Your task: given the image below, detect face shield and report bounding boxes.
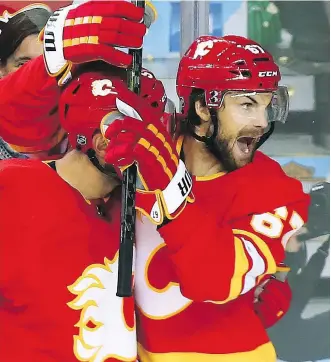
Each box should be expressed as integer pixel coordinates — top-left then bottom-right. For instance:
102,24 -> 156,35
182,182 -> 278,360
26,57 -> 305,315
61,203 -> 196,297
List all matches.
162,97 -> 177,137
204,86 -> 290,151
265,86 -> 289,124
17,4 -> 51,30
206,86 -> 289,126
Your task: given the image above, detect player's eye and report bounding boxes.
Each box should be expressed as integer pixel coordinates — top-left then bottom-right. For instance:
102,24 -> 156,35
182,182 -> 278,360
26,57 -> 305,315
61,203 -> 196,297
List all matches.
15,60 -> 29,68
241,102 -> 254,110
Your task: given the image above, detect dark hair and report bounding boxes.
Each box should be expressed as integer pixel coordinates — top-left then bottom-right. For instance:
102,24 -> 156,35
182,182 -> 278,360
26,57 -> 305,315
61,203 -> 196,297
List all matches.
180,88 -> 206,135
0,8 -> 50,64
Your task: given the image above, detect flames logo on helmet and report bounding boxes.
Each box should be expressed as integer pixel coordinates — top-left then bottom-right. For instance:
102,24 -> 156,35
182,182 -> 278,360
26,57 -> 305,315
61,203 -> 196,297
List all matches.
91,79 -> 118,97
193,39 -> 215,59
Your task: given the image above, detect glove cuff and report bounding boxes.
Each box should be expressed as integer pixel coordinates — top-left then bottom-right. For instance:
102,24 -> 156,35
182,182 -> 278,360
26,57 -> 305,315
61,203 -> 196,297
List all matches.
43,4 -> 77,85
135,161 -> 194,225
160,160 -> 194,219
136,189 -> 164,225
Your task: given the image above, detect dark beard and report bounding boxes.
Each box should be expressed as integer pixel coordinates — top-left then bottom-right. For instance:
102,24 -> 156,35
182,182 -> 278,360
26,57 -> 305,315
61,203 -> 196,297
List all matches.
206,135 -> 254,172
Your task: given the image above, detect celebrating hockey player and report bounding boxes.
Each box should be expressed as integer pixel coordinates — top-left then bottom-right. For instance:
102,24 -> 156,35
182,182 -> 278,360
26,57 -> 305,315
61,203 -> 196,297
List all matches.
0,59 -> 293,361
101,35 -> 310,361
0,2 -> 306,359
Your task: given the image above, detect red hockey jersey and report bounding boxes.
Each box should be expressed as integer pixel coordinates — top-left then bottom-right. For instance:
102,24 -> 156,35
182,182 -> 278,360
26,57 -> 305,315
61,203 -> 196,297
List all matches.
0,56 -> 66,155
0,159 -> 136,362
134,149 -> 310,362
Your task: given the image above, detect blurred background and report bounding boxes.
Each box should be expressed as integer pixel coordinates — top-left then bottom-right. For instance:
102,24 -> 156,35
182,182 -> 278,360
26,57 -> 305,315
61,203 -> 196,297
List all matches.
0,1 -> 330,361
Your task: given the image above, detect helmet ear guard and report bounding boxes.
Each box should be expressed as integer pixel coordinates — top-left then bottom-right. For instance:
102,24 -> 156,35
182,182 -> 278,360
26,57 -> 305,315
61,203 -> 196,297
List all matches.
163,97 -> 178,137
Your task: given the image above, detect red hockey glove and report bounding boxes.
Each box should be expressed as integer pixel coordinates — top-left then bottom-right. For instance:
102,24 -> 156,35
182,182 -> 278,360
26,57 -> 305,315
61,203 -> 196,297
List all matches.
42,1 -> 146,85
254,275 -> 292,329
103,82 -> 194,225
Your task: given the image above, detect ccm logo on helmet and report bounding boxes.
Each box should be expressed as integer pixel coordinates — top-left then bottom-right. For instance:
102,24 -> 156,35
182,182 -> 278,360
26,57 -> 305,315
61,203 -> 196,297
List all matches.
258,71 -> 278,77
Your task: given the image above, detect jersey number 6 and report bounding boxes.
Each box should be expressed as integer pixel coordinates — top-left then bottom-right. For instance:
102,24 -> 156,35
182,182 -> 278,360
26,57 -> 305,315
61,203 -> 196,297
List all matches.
250,206 -> 304,242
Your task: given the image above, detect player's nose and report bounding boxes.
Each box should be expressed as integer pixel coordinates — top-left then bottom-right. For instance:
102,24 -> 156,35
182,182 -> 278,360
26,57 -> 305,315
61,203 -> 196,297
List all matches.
253,111 -> 269,129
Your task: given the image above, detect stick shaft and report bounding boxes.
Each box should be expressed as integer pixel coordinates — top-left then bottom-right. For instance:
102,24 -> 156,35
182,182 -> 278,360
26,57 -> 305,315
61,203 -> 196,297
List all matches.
116,0 -> 145,297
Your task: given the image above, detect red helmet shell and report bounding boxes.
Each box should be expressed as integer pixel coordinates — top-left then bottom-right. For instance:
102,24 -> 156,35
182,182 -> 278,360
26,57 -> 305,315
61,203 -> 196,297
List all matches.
59,69 -> 167,152
0,5 -> 16,15
0,3 -> 51,23
176,35 -> 281,115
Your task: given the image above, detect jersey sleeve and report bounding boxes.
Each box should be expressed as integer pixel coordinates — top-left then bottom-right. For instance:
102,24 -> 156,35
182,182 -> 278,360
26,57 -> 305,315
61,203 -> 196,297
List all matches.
158,199 -> 309,303
0,56 -> 63,152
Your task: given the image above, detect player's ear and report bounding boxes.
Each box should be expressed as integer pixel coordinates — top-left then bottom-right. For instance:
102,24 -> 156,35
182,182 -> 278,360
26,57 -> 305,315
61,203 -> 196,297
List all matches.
195,99 -> 211,124
92,132 -> 108,159
195,99 -> 211,136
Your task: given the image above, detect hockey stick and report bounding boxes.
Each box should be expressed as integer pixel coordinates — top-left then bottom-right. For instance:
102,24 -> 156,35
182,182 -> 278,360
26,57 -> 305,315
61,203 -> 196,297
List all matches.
116,0 -> 146,297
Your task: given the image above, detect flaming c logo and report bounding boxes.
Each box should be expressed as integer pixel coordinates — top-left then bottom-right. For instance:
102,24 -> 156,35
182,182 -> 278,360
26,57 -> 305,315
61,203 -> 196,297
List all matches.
67,252 -> 137,362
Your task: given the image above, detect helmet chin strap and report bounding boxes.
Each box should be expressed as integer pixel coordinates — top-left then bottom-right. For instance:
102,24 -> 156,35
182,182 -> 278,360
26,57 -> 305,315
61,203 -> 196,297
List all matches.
86,149 -> 105,173
255,122 -> 275,149
189,108 -> 219,144
86,148 -> 118,177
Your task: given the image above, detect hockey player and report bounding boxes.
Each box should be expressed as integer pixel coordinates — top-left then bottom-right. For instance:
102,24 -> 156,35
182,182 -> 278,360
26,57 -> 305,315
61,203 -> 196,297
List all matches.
0,68 -> 168,362
0,3 -> 50,76
100,35 -> 311,361
0,0 -> 148,158
0,3 -> 55,158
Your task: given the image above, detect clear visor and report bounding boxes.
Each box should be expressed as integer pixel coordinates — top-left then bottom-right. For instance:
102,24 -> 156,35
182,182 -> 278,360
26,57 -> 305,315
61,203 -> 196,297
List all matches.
218,86 -> 289,127
163,97 -> 177,136
266,86 -> 289,124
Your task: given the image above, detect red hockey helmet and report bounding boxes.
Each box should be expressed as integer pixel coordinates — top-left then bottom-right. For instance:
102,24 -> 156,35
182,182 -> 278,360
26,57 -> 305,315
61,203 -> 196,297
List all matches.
0,5 -> 15,15
176,35 -> 289,124
59,68 -> 167,153
140,68 -> 177,134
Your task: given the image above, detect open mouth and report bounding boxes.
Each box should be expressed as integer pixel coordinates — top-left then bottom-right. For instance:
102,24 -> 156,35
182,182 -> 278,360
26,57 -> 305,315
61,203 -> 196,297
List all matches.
236,136 -> 260,154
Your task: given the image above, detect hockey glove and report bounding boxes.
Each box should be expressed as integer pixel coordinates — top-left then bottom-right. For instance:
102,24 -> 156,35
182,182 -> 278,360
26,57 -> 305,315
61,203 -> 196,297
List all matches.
254,275 -> 292,329
103,81 -> 194,225
42,1 -> 146,85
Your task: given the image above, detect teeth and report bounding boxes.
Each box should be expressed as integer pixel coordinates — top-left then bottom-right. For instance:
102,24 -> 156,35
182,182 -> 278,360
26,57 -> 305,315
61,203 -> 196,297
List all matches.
244,147 -> 249,154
